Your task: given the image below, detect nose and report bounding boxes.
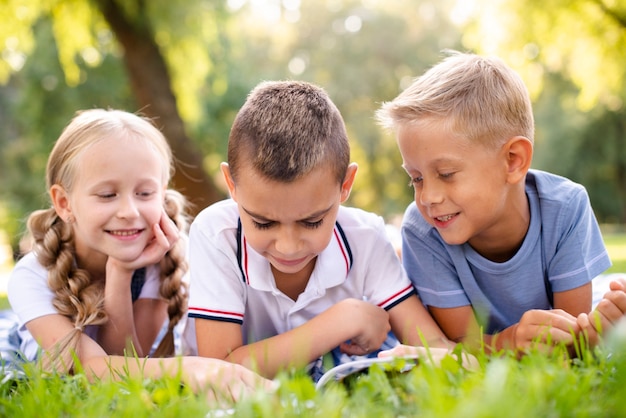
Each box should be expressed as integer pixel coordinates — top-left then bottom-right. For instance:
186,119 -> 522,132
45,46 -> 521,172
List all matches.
273,226 -> 300,255
117,195 -> 140,219
418,180 -> 444,207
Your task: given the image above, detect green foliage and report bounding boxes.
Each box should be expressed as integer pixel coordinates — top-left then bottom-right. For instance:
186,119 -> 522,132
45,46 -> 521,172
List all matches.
462,1 -> 626,224
2,0 -> 626,253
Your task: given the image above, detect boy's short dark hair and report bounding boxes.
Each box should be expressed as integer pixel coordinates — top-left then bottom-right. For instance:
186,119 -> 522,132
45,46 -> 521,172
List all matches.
227,80 -> 350,184
377,51 -> 535,149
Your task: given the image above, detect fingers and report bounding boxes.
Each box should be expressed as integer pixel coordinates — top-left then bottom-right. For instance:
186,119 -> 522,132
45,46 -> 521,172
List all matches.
199,364 -> 276,407
577,313 -> 600,347
339,341 -> 371,356
515,309 -> 579,349
151,210 -> 179,251
158,209 -> 180,247
599,288 -> 626,318
609,277 -> 626,292
378,344 -> 424,358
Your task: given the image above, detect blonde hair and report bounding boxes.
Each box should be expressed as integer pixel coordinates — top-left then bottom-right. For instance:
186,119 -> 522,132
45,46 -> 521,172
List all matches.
25,109 -> 189,372
377,51 -> 534,149
227,80 -> 350,184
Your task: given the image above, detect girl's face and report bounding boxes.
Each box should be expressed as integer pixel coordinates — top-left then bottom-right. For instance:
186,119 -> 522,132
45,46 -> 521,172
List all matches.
54,136 -> 167,272
222,162 -> 356,279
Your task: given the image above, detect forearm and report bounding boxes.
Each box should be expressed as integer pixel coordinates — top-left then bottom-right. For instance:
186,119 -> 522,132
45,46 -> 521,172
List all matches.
225,308 -> 356,378
100,277 -> 143,356
225,300 -> 373,378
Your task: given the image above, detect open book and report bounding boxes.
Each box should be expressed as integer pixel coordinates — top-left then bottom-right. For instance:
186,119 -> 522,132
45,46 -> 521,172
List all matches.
315,355 -> 420,389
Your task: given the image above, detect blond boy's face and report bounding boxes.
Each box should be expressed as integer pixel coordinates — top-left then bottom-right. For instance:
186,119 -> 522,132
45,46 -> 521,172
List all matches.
222,162 -> 356,278
397,120 -> 520,254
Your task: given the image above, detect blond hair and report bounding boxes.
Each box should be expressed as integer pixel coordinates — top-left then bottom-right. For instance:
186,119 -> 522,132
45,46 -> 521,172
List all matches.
377,51 -> 534,148
25,109 -> 189,372
227,80 -> 350,184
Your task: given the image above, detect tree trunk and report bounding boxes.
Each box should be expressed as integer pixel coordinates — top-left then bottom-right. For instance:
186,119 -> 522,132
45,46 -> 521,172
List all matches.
95,0 -> 223,216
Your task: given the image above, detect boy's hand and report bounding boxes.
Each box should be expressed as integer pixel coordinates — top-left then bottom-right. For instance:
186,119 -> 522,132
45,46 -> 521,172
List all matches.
338,299 -> 390,356
577,278 -> 626,346
513,309 -> 579,351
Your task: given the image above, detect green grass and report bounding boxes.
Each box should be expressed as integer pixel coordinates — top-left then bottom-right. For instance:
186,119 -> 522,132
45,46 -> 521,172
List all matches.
2,344 -> 626,417
603,232 -> 626,273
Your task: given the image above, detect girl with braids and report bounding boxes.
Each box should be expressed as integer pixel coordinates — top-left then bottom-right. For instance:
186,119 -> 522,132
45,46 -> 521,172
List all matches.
7,108 -> 274,402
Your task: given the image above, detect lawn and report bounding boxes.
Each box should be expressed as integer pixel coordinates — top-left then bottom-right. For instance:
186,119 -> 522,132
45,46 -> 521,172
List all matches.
1,232 -> 626,417
2,342 -> 626,417
603,232 -> 626,273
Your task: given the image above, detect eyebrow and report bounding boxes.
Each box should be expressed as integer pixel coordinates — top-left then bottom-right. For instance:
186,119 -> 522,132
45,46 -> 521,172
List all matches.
241,204 -> 334,222
402,157 -> 461,171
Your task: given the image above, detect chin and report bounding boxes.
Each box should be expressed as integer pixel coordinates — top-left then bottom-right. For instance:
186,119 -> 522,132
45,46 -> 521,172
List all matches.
438,233 -> 467,246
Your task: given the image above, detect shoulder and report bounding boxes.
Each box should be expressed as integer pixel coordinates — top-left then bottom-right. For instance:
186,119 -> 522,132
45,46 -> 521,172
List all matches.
190,199 -> 239,238
335,206 -> 387,241
7,252 -> 47,294
526,169 -> 587,202
400,202 -> 435,238
7,252 -> 55,321
526,169 -> 592,222
336,206 -> 384,227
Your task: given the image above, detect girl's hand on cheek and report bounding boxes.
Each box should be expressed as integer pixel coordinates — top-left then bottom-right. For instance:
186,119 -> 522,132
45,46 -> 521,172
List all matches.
137,210 -> 179,266
107,210 -> 179,274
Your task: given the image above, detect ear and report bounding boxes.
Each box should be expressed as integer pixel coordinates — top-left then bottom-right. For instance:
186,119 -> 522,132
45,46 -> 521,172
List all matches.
50,184 -> 72,221
340,163 -> 358,203
504,136 -> 533,185
221,162 -> 237,201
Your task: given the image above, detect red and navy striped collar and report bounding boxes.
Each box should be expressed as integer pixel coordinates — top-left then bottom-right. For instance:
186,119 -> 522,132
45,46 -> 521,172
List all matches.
236,218 -> 353,288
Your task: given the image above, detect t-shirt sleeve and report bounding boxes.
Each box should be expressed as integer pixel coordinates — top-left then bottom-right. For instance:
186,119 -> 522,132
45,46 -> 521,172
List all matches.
7,252 -> 57,327
401,204 -> 470,308
545,186 -> 611,292
360,215 -> 416,311
186,214 -> 245,324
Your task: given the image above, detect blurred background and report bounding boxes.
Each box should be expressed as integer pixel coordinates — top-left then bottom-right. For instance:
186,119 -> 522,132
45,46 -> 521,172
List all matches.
1,0 -> 625,274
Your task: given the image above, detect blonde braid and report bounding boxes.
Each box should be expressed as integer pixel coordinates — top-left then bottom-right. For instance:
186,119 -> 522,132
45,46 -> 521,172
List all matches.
151,189 -> 190,357
26,208 -> 107,373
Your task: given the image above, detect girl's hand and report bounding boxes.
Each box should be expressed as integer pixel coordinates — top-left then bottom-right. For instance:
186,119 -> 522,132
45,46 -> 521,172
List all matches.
107,210 -> 179,274
378,344 -> 479,370
182,358 -> 277,406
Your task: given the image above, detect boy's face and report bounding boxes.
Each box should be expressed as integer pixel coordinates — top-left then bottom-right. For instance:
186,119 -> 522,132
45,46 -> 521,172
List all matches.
396,119 -> 523,254
222,161 -> 356,277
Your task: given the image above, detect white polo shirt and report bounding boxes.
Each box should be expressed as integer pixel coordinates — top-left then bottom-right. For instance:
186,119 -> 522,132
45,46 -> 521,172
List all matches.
183,199 -> 414,354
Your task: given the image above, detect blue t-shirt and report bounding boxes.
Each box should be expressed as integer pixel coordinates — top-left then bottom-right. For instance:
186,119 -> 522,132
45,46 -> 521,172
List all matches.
401,169 -> 611,333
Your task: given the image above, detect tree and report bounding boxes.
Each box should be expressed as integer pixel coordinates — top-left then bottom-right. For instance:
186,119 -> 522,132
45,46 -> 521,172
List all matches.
1,0 -> 227,215
460,0 -> 626,222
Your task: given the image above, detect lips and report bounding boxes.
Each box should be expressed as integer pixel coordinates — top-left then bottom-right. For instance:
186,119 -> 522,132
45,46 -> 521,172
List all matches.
274,256 -> 307,267
435,214 -> 454,222
107,229 -> 143,236
431,212 -> 458,228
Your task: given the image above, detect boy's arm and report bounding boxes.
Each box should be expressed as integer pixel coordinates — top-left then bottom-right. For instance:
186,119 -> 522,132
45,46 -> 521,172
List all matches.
387,295 -> 454,348
553,282 -> 592,317
195,298 -> 390,379
428,304 -> 579,353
